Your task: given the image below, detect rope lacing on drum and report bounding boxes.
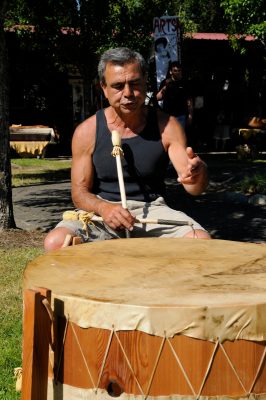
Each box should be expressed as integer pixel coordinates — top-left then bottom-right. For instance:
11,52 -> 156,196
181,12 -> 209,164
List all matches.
113,327 -> 145,397
69,321 -> 96,388
194,339 -> 266,399
144,335 -> 166,399
55,315 -> 70,385
217,339 -> 266,398
42,298 -> 55,374
95,327 -> 115,393
248,345 -> 266,395
164,336 -> 266,399
196,340 -> 220,398
166,336 -> 196,396
53,322 -> 266,398
219,341 -> 247,394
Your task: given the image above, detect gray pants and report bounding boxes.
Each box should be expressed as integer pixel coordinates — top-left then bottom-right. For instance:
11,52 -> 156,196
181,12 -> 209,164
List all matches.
56,197 -> 206,242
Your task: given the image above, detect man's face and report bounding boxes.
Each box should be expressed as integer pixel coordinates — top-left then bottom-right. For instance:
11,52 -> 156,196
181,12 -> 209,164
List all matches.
171,67 -> 182,81
101,61 -> 147,114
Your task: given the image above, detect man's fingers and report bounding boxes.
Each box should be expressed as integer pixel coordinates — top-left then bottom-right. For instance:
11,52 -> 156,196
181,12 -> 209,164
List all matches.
106,207 -> 135,230
186,146 -> 198,159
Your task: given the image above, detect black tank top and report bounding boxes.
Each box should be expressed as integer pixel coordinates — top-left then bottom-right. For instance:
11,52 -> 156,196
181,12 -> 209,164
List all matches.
92,107 -> 169,202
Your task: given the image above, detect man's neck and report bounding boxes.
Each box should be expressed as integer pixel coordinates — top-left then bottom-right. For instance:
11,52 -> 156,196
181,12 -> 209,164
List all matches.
106,106 -> 148,137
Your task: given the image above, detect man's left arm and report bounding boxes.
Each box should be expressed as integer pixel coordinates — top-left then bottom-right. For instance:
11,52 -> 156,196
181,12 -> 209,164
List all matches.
165,118 -> 208,196
177,147 -> 208,195
158,112 -> 209,196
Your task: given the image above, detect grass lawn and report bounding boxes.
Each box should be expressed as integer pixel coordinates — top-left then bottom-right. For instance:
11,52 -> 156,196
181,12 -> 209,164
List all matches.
11,158 -> 71,187
0,245 -> 44,399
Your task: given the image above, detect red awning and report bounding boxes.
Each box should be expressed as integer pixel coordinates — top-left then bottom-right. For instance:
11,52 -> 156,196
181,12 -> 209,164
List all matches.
184,32 -> 256,41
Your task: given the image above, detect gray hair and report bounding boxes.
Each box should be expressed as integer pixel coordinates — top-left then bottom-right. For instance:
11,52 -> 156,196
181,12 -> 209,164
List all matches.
98,47 -> 147,85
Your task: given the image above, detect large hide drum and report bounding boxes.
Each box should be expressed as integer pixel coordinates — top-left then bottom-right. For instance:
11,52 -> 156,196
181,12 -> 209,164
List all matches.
23,238 -> 266,399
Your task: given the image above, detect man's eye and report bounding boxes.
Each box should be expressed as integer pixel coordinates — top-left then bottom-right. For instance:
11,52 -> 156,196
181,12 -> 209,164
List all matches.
113,84 -> 124,90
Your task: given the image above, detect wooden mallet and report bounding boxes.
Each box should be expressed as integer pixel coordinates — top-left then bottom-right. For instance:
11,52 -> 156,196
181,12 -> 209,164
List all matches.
111,130 -> 130,238
90,215 -> 193,226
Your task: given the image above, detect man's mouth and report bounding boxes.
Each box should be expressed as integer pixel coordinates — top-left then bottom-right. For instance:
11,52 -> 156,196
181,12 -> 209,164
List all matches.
121,102 -> 136,108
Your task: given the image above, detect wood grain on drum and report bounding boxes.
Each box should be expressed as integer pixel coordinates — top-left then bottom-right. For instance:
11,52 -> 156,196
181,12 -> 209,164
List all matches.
52,320 -> 266,397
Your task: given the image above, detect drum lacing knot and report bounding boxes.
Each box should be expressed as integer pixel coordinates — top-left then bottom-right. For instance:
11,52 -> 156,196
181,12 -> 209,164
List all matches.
42,298 -> 56,373
111,145 -> 124,158
63,210 -> 96,236
14,367 -> 22,392
42,298 -> 55,348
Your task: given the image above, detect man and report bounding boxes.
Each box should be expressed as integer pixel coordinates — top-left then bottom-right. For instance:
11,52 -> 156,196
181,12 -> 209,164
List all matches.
156,61 -> 192,129
44,48 -> 210,251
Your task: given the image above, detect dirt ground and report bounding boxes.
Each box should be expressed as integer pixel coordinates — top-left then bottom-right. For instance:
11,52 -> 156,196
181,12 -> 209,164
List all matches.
0,229 -> 45,249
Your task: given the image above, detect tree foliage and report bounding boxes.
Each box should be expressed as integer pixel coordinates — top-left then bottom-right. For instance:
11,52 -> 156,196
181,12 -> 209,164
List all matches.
5,0 -> 79,68
220,0 -> 266,46
4,0 -> 263,79
170,0 -> 226,33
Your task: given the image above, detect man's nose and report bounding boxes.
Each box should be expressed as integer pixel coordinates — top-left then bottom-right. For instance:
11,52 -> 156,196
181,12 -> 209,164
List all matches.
123,83 -> 133,97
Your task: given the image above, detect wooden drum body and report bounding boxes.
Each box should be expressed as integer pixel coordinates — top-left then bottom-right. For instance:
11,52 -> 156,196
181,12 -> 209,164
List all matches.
22,238 -> 266,399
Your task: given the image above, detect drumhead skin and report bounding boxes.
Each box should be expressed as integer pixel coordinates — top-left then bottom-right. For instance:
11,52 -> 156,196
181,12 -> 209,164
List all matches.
24,238 -> 266,341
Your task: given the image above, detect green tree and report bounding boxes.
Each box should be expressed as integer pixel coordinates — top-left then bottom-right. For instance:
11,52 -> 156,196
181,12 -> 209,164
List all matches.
171,0 -> 226,33
221,0 -> 266,47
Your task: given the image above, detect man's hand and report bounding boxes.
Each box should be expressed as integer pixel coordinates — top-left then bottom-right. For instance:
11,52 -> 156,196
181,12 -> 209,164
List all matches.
98,201 -> 135,231
177,147 -> 207,189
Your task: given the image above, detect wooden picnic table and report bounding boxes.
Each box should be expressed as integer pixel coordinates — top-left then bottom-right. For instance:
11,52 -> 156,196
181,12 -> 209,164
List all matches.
10,125 -> 56,157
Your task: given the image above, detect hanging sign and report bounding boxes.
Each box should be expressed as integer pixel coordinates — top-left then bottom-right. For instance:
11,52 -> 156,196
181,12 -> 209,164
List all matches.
153,16 -> 181,89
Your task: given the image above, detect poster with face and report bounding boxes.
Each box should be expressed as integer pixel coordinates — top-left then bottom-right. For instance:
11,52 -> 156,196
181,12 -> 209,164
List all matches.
153,16 -> 181,89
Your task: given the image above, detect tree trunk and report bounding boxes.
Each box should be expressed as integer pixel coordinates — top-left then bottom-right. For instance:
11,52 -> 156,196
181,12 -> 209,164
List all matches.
0,1 -> 16,229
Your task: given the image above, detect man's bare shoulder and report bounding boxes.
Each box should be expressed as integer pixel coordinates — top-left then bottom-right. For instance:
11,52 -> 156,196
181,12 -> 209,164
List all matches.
157,108 -> 176,134
73,114 -> 97,139
156,108 -> 186,147
72,114 -> 97,156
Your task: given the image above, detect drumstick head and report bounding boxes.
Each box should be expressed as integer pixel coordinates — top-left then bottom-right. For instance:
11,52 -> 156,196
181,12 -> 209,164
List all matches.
111,130 -> 121,146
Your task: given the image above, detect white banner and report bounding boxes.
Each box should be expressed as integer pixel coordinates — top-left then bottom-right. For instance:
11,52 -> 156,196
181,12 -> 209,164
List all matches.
153,16 -> 181,89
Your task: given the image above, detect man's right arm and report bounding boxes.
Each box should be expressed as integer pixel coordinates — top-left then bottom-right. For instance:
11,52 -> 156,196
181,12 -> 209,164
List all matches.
156,79 -> 168,101
156,86 -> 166,101
71,117 -> 135,231
71,116 -> 104,215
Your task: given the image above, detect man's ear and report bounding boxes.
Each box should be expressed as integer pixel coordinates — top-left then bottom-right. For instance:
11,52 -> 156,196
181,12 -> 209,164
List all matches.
100,82 -> 108,98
